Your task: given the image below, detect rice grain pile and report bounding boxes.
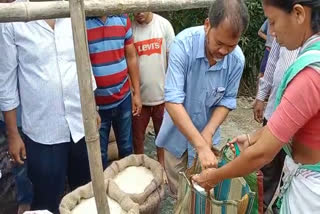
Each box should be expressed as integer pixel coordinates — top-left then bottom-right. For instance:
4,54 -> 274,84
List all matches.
71,196 -> 127,214
113,166 -> 154,194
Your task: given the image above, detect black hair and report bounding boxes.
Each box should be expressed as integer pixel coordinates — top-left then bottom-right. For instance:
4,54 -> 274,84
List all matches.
263,0 -> 320,33
208,0 -> 249,36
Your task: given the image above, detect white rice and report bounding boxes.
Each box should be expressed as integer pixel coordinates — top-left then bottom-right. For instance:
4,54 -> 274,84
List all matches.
71,196 -> 126,214
113,166 -> 154,194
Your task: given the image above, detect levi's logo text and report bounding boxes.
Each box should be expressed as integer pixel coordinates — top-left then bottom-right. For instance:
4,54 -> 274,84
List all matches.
134,38 -> 163,56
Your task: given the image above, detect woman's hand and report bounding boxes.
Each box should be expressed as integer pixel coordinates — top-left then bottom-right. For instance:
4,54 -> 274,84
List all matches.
192,168 -> 219,192
227,134 -> 250,154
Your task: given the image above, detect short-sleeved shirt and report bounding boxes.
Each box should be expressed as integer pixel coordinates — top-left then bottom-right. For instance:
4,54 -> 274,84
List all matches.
155,26 -> 245,165
132,14 -> 175,106
260,20 -> 274,48
86,15 -> 133,110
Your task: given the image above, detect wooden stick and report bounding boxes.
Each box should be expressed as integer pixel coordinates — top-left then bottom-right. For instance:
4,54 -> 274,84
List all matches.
69,0 -> 109,213
0,0 -> 212,22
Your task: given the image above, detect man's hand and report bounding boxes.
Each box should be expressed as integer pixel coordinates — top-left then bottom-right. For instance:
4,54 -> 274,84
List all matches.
197,144 -> 218,169
253,99 -> 265,123
8,133 -> 26,165
132,94 -> 142,116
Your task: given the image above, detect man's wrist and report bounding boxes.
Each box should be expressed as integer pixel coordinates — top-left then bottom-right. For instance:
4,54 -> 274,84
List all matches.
7,130 -> 21,142
132,88 -> 140,97
6,124 -> 19,136
202,126 -> 216,137
256,92 -> 267,102
195,140 -> 210,152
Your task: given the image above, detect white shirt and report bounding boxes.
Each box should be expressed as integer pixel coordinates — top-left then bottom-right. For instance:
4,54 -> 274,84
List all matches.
132,14 -> 175,106
0,18 -> 96,144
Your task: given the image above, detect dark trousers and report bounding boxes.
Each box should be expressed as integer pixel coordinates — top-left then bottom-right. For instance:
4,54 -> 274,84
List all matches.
24,135 -> 91,213
261,118 -> 286,211
12,161 -> 33,205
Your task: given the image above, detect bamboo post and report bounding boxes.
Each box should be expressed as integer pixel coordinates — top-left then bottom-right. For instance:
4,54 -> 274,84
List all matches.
0,1 -> 213,214
0,0 -> 212,22
69,0 -> 109,213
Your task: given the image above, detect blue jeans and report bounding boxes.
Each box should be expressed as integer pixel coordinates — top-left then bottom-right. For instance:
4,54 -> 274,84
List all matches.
99,95 -> 133,169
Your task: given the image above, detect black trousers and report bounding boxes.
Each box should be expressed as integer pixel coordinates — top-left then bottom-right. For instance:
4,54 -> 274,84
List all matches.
24,135 -> 91,213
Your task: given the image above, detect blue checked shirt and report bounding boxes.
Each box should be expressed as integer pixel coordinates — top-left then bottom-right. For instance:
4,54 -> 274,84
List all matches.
155,26 -> 245,166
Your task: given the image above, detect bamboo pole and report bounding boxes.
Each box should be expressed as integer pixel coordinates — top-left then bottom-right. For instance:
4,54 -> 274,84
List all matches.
0,1 -> 213,214
0,0 -> 212,22
69,0 -> 109,213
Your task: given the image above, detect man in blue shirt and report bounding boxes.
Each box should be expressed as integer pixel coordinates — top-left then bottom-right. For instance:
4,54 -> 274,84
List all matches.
155,0 -> 249,197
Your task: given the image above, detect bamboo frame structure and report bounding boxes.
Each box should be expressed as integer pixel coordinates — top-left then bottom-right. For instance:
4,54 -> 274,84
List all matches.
0,0 -> 213,213
0,0 -> 212,22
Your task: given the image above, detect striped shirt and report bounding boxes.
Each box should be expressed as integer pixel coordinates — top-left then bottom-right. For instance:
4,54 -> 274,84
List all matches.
257,40 -> 299,120
86,15 -> 133,109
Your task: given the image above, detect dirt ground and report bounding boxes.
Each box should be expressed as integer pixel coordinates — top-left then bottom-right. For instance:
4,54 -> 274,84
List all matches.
220,96 -> 261,145
0,97 -> 260,214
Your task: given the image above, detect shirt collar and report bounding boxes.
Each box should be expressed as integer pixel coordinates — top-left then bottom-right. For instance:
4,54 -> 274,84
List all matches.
196,28 -> 206,59
209,58 -> 228,71
35,20 -> 55,33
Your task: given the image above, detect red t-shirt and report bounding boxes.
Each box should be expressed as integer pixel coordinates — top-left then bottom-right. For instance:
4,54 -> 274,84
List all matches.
268,67 -> 320,149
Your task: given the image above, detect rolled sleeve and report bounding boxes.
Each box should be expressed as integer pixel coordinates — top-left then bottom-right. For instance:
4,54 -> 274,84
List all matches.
0,23 -> 20,111
218,96 -> 237,110
217,56 -> 244,110
257,77 -> 272,101
164,39 -> 187,104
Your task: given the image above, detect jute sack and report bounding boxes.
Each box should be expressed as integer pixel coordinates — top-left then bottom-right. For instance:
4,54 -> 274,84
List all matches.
104,154 -> 164,214
220,145 -> 264,214
108,127 -> 118,161
59,179 -> 139,214
175,145 -> 255,214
